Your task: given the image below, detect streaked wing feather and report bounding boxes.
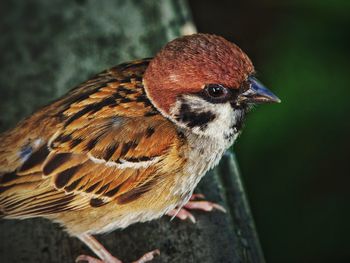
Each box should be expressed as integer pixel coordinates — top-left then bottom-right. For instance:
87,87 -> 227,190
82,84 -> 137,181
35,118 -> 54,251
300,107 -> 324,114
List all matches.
0,58 -> 183,217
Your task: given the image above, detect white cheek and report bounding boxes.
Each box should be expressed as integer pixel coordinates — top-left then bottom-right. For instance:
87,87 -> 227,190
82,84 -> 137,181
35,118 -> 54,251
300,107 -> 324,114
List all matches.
169,95 -> 242,142
202,103 -> 235,138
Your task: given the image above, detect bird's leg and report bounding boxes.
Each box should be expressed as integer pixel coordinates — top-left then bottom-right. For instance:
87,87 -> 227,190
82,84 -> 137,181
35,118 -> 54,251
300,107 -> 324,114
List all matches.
76,233 -> 122,263
167,193 -> 226,223
75,233 -> 160,263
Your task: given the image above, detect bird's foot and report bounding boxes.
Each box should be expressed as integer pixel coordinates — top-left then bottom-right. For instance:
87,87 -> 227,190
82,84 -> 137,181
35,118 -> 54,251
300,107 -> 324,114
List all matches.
131,249 -> 160,263
76,249 -> 160,263
76,254 -> 121,263
76,233 -> 159,263
167,193 -> 226,223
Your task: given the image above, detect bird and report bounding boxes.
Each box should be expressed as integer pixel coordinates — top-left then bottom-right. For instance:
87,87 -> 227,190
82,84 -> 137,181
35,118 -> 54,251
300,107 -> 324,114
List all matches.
0,33 -> 280,263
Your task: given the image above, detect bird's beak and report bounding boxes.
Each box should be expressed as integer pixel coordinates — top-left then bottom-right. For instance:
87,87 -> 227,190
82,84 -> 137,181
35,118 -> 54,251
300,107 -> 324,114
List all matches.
238,76 -> 281,104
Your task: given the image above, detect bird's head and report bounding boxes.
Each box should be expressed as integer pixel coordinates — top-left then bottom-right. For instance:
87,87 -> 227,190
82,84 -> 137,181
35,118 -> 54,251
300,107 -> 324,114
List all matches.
144,33 -> 280,139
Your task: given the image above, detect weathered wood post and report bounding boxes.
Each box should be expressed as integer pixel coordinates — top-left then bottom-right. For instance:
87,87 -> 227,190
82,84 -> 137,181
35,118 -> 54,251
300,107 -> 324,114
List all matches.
0,1 -> 264,262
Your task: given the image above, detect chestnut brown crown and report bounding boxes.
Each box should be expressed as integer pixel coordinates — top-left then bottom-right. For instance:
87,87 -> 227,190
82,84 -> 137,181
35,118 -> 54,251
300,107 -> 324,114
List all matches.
143,33 -> 255,114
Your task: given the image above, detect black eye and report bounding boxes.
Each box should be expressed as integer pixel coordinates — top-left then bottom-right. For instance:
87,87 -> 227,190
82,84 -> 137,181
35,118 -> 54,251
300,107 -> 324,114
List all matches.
205,84 -> 228,98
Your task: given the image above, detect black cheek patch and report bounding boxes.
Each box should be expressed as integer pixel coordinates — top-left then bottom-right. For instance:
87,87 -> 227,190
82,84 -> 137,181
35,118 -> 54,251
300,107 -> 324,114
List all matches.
176,103 -> 216,130
229,103 -> 247,132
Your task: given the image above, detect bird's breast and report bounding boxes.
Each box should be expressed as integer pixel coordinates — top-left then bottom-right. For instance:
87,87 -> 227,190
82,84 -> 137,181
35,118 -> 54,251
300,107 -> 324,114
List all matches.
172,129 -> 238,207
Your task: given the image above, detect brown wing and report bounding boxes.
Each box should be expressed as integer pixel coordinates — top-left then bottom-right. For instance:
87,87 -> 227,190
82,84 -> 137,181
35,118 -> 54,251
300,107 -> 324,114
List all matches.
0,59 -> 186,218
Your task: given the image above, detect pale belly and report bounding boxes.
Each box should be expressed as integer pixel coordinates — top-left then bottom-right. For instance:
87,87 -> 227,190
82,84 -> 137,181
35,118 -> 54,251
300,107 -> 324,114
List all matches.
66,131 -> 237,235
95,132 -> 236,234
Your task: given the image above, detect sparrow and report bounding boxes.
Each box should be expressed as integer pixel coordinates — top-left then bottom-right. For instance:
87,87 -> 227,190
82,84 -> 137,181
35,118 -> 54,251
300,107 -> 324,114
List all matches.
0,33 -> 280,263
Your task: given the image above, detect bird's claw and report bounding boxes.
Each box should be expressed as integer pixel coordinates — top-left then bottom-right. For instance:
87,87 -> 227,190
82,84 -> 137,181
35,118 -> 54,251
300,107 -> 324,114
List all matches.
131,249 -> 160,263
167,193 -> 226,223
184,200 -> 227,213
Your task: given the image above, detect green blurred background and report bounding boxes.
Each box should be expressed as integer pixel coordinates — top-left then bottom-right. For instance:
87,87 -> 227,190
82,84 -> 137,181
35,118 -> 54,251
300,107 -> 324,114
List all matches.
189,0 -> 350,262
